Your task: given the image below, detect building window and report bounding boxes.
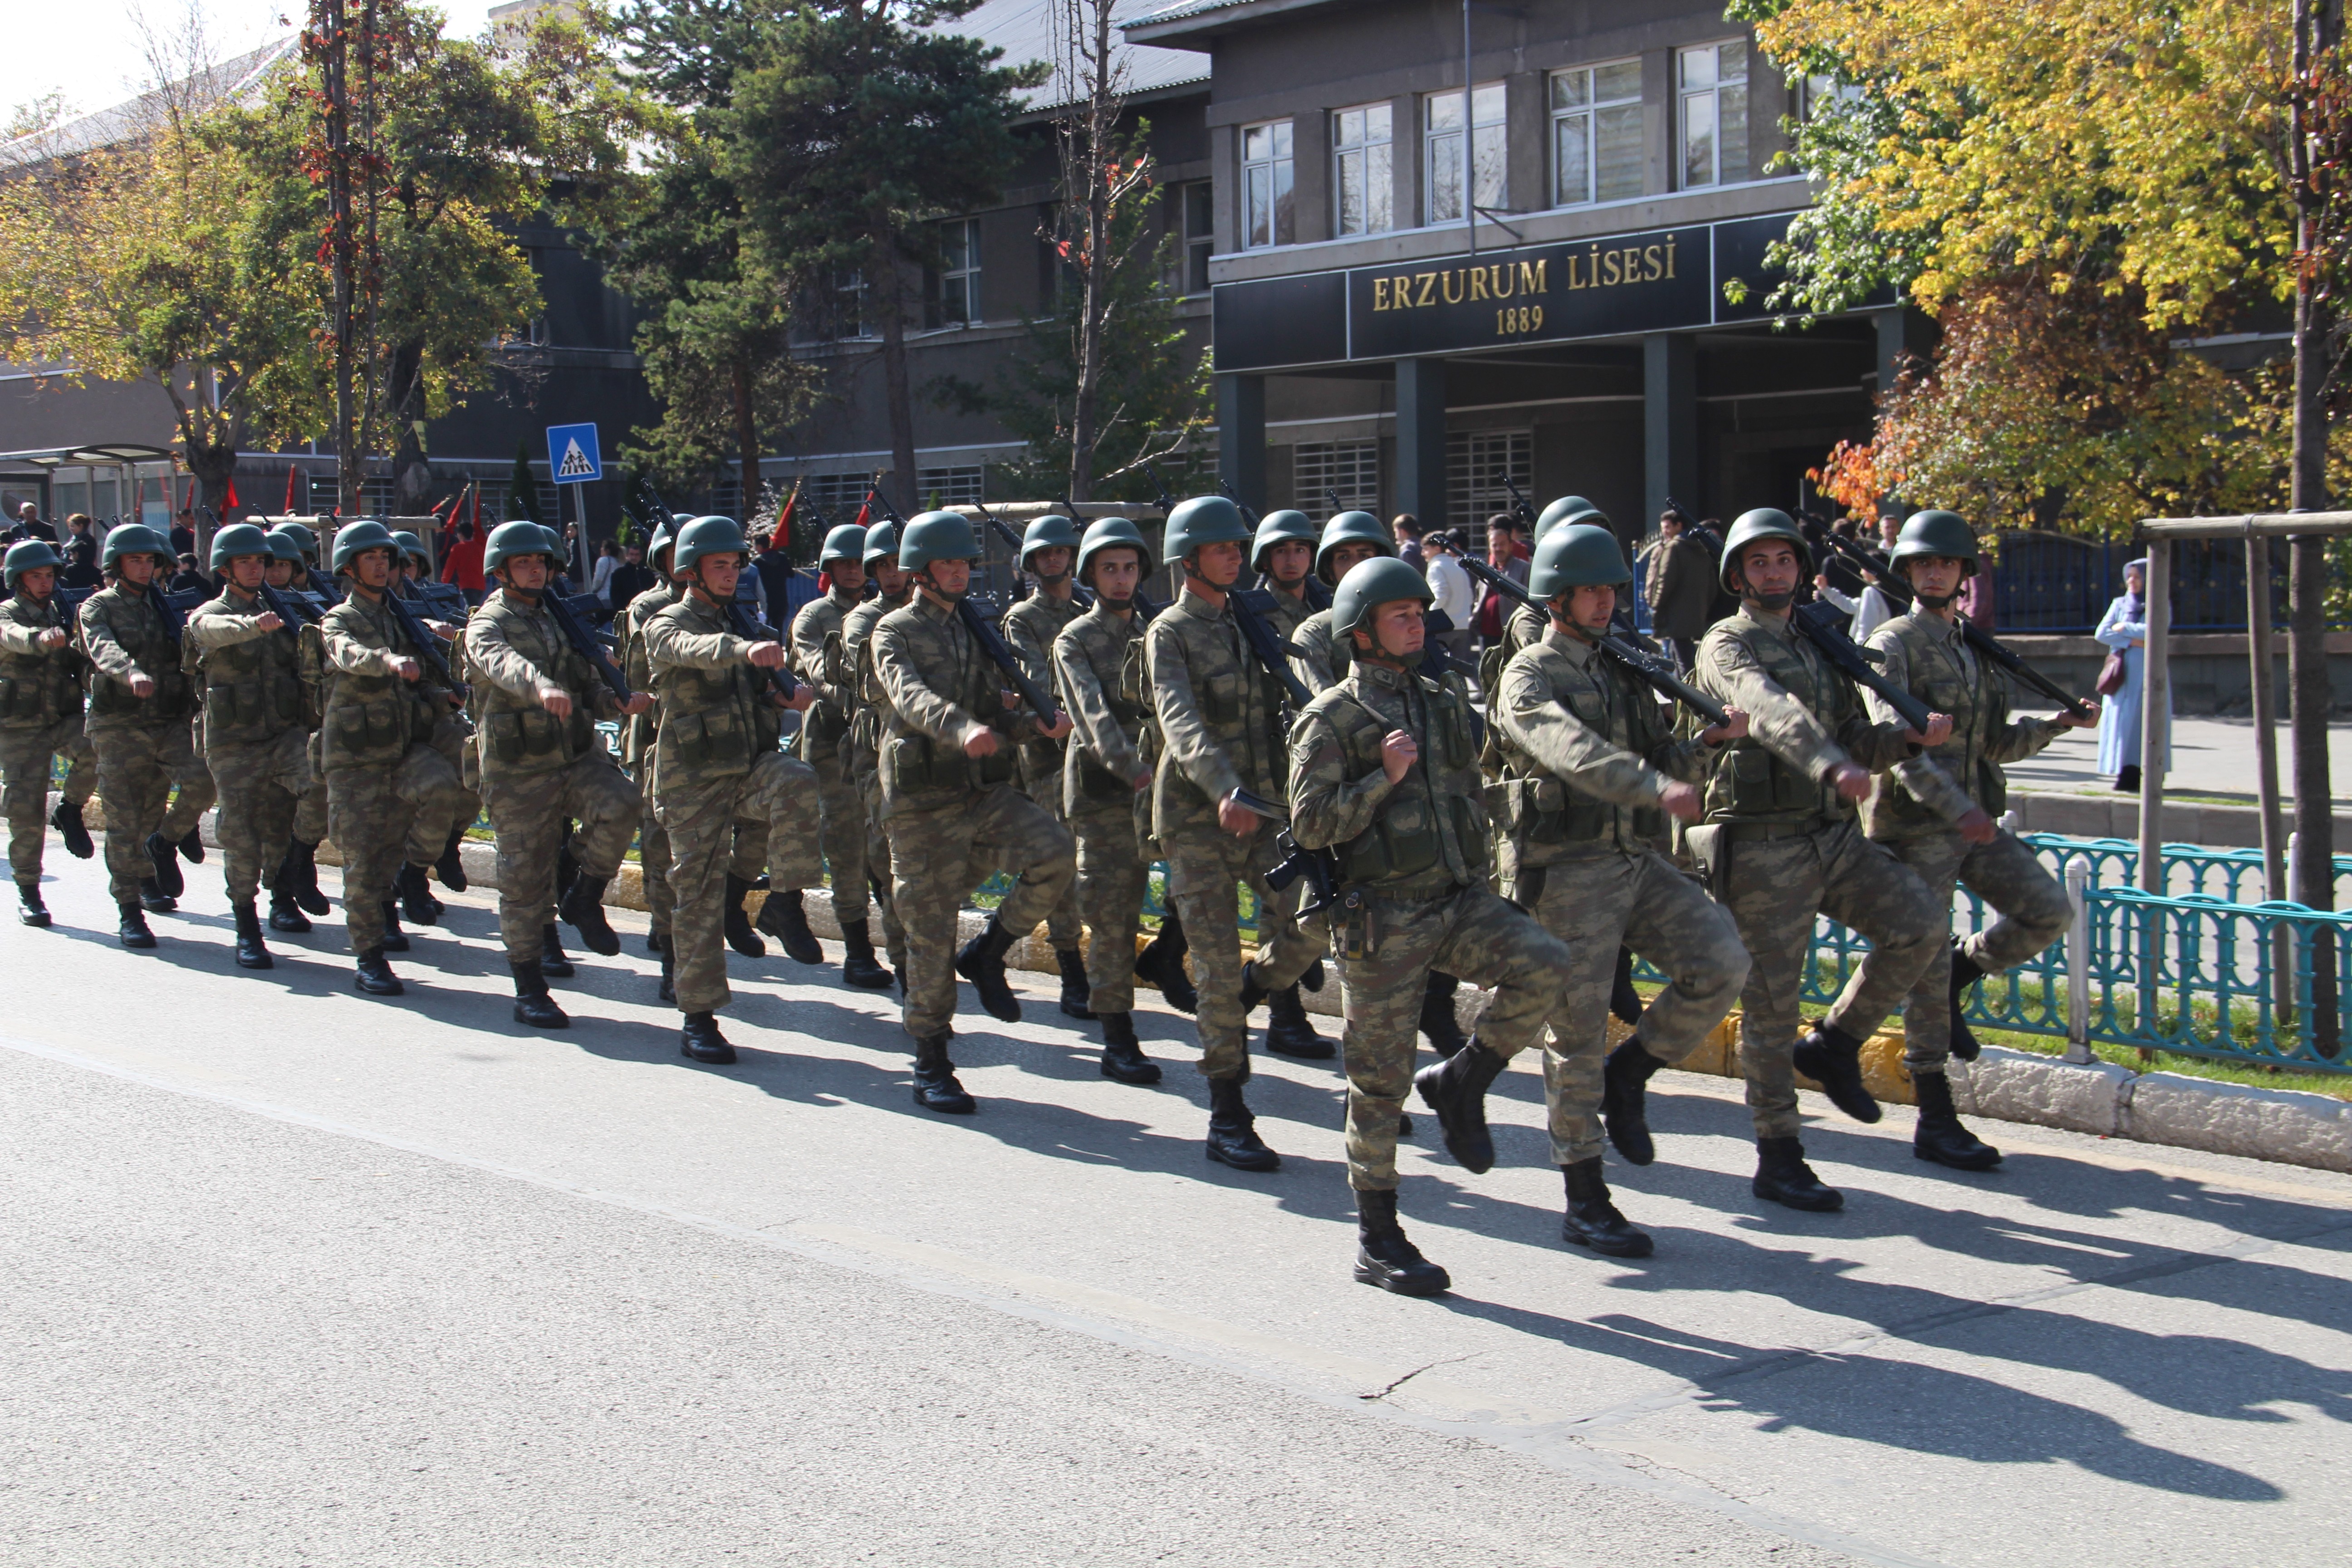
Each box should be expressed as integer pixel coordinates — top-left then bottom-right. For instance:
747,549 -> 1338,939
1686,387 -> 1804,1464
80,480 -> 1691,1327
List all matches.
1293,440 -> 1380,522
917,465 -> 986,508
1242,121 -> 1294,248
1679,39 -> 1749,189
1425,83 -> 1506,226
930,218 -> 981,328
833,270 -> 873,340
1799,72 -> 1864,121
1446,429 -> 1531,555
1332,103 -> 1393,237
1166,179 -> 1214,294
1551,60 -> 1644,207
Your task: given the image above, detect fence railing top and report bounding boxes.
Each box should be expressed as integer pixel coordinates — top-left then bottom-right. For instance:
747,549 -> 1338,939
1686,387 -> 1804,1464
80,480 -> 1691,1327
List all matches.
2137,511 -> 2352,540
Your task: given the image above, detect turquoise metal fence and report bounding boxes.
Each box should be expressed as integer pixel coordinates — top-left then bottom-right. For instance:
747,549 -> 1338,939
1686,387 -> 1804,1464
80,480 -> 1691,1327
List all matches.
2014,833 -> 2352,906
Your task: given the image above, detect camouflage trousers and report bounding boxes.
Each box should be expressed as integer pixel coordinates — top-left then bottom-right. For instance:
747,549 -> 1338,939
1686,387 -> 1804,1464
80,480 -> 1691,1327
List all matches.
1071,792 -> 1152,1015
636,762 -> 672,941
422,712 -> 481,869
89,719 -> 215,902
809,750 -> 872,926
326,742 -> 470,955
853,756 -> 907,974
1877,828 -> 2071,1072
1335,884 -> 1570,1190
886,783 -> 1074,1040
1019,747 -> 1082,947
656,751 -> 821,1016
1720,821 -> 1943,1138
205,726 -> 312,903
1515,849 -> 1748,1166
1161,818 -> 1327,1079
0,716 -> 93,885
482,750 -> 641,965
294,764 -> 328,847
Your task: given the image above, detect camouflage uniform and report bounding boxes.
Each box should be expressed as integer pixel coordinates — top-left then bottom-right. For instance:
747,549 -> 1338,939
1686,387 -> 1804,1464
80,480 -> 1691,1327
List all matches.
1003,587 -> 1087,948
77,583 -> 215,902
1690,608 -> 1945,1138
0,588 -> 92,889
185,586 -> 312,902
1862,608 -> 2072,1070
1289,608 -> 1346,697
844,590 -> 911,977
872,593 -> 1075,1040
317,590 -> 471,955
1053,598 -> 1154,1013
1145,586 -> 1326,1078
464,588 -> 641,964
1494,626 -> 1747,1164
1289,659 -> 1570,1190
645,591 -> 822,1017
618,578 -> 679,943
790,584 -> 873,929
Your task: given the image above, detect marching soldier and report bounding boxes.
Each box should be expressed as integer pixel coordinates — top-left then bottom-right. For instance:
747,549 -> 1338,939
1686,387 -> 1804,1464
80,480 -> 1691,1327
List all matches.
387,529 -> 470,930
644,516 -> 821,1063
269,520 -> 341,602
0,540 -> 94,926
266,529 -> 335,933
1486,496 -> 1606,668
1289,557 -> 1570,1294
1686,509 -> 1951,1211
1145,495 -> 1328,1169
184,524 -> 314,970
315,520 -> 472,995
1002,514 -> 1093,1019
784,521 -> 892,989
75,522 -> 216,945
1480,524 -> 1751,1256
1859,510 -> 2094,1171
464,521 -> 650,1027
842,520 -> 911,990
617,521 -> 679,993
871,510 -> 1077,1112
1252,509 -> 1320,635
1288,511 -> 1392,697
1049,515 -> 1165,1086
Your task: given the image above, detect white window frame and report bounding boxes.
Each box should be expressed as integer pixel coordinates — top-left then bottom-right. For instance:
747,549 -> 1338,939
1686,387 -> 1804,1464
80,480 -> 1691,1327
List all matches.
1678,39 -> 1750,190
1446,429 -> 1531,557
1423,82 -> 1506,227
1241,120 -> 1295,249
1331,102 -> 1393,237
935,217 -> 980,328
833,269 -> 874,340
1548,59 -> 1644,209
1293,440 -> 1380,523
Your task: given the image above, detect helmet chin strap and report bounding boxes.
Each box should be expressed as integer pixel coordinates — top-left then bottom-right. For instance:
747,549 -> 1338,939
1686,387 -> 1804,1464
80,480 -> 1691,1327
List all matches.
1915,588 -> 1957,610
1184,555 -> 1237,592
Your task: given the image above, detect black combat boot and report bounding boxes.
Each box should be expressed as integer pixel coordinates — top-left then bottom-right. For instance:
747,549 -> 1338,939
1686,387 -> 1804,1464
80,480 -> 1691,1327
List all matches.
117,899 -> 157,949
49,797 -> 93,859
278,839 -> 330,916
1946,940 -> 1986,1062
267,886 -> 312,933
722,873 -> 765,958
1134,911 -> 1196,1013
1413,1036 -> 1507,1175
137,876 -> 176,913
755,887 -> 824,965
1609,945 -> 1643,1025
1561,1158 -> 1654,1257
1352,1188 -> 1450,1296
1098,1012 -> 1161,1085
1418,971 -> 1468,1059
144,830 -> 185,898
17,881 -> 49,927
511,960 -> 568,1028
1792,1021 -> 1881,1123
1265,985 -> 1334,1058
1753,1135 -> 1842,1212
353,946 -> 404,996
397,862 -> 440,926
377,902 -> 411,953
839,918 -> 893,990
1600,1037 -> 1666,1166
177,827 -> 205,865
681,1011 -> 735,1064
559,873 -> 621,956
1912,1069 -> 2002,1171
646,929 -> 666,956
539,924 -> 574,978
231,900 -> 273,970
912,1033 -> 975,1113
434,827 -> 469,892
1298,957 -> 1326,993
1205,1074 -> 1279,1171
1056,946 -> 1093,1019
954,917 -> 1023,1022
657,940 -> 675,1004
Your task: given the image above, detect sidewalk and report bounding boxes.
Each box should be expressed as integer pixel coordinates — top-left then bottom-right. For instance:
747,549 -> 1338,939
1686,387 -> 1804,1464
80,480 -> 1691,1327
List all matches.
2007,715 -> 2352,804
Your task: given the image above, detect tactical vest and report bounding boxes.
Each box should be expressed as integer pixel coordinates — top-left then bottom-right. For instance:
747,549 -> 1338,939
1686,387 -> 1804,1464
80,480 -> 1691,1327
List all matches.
465,599 -> 599,776
1701,626 -> 1849,828
83,586 -> 191,721
651,616 -> 768,779
1865,621 -> 2014,836
319,612 -> 426,771
1313,676 -> 1485,895
189,595 -> 307,747
0,596 -> 83,728
1496,652 -> 1672,853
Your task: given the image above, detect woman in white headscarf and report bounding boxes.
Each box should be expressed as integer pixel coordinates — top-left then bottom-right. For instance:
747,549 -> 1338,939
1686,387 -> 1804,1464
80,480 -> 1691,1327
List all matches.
2094,558 -> 2170,791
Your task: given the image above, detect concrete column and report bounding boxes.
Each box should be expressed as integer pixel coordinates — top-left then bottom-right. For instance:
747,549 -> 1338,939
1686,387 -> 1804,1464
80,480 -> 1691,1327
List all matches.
1394,357 -> 1449,532
1643,332 -> 1695,529
1216,372 -> 1267,510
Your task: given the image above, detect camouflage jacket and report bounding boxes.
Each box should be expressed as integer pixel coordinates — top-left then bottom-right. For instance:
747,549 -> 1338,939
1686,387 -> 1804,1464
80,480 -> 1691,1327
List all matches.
186,584 -> 307,748
464,588 -> 621,782
872,592 -> 1044,816
1146,584 -> 1291,838
1288,659 -> 1489,899
789,587 -> 862,762
1004,587 -> 1084,789
617,579 -> 679,769
1690,607 -> 1918,831
1261,582 -> 1316,638
1053,599 -> 1150,816
643,589 -> 778,788
1862,607 -> 2062,841
1289,607 -> 1347,697
843,589 -> 908,780
0,590 -> 86,731
77,581 -> 192,729
318,588 -> 451,771
1494,626 -> 1713,862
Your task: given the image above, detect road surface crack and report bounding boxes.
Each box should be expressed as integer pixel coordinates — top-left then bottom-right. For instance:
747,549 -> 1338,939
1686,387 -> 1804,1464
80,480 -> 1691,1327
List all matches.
1359,1353 -> 1474,1402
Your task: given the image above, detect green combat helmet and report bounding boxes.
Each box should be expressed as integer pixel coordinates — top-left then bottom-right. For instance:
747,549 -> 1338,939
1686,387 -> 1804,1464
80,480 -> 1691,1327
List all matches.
1250,508 -> 1318,572
819,523 -> 867,565
1332,555 -> 1434,643
1891,509 -> 1980,577
3,539 -> 64,591
673,515 -> 750,575
1314,510 -> 1395,584
1077,515 -> 1154,586
329,519 -> 398,575
1528,522 -> 1632,599
209,523 -> 274,570
898,510 -> 982,575
269,520 -> 319,562
1018,514 -> 1083,573
862,518 -> 900,567
101,523 -> 172,572
266,531 -> 304,566
483,520 -> 555,576
646,523 -> 675,571
390,530 -> 430,568
1717,508 -> 1809,594
1535,494 -> 1599,541
1161,495 -> 1250,565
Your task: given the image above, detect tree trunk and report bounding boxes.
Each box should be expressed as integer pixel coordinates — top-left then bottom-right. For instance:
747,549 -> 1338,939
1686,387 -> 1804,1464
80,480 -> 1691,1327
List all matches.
733,357 -> 760,521
879,262 -> 919,510
389,338 -> 431,516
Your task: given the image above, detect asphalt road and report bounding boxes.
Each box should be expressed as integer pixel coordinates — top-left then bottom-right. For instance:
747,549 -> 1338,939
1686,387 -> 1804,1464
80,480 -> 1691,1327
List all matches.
4,859 -> 2349,1567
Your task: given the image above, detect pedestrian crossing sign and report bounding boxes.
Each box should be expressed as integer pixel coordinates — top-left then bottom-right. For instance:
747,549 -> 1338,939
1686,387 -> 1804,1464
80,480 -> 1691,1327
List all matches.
546,422 -> 602,484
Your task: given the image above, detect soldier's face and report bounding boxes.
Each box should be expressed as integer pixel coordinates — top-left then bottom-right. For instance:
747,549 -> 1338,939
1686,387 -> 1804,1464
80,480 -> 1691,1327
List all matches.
502,554 -> 552,593
1088,548 -> 1141,602
1736,543 -> 1801,609
1566,583 -> 1616,634
1356,599 -> 1426,662
265,559 -> 294,587
1190,540 -> 1243,589
1264,540 -> 1311,584
350,548 -> 394,589
872,559 -> 908,598
117,553 -> 160,587
695,553 -> 743,599
1029,546 -> 1072,582
16,566 -> 54,598
1904,555 -> 1966,605
921,559 -> 971,600
831,559 -> 867,596
227,555 -> 266,590
1326,541 -> 1380,581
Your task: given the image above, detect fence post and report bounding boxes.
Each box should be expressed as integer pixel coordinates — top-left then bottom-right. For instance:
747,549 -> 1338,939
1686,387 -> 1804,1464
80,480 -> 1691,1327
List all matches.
2065,854 -> 2093,1063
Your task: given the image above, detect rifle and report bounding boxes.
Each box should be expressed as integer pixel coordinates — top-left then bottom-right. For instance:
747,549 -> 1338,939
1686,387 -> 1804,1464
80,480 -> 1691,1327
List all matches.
1218,787 -> 1342,920
1459,555 -> 1732,729
1496,470 -> 1539,530
375,584 -> 465,696
546,571 -> 632,701
869,480 -> 1059,726
1813,529 -> 2094,720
